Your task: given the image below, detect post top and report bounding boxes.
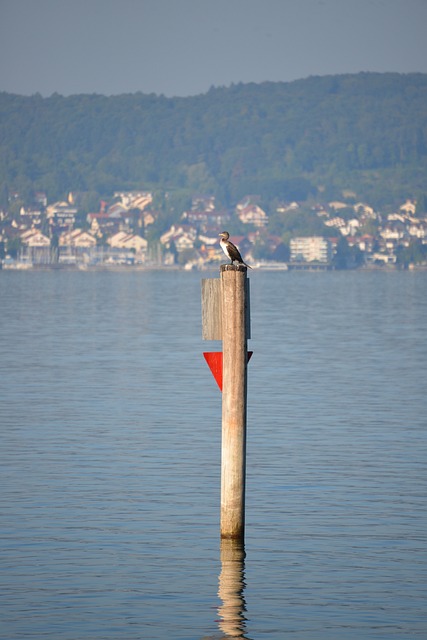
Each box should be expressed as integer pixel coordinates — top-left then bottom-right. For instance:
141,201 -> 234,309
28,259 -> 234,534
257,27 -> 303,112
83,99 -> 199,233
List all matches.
220,264 -> 247,272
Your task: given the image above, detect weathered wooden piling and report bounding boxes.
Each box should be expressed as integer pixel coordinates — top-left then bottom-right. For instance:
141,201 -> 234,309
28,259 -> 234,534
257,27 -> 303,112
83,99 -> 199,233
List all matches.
202,263 -> 250,541
220,264 -> 249,540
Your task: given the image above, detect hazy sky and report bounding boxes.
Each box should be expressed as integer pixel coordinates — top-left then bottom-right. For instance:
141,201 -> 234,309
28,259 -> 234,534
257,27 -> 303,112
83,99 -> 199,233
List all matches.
1,0 -> 426,97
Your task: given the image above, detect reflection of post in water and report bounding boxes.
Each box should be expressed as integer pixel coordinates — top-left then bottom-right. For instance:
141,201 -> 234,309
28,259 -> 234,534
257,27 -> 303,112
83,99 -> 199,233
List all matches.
217,538 -> 249,639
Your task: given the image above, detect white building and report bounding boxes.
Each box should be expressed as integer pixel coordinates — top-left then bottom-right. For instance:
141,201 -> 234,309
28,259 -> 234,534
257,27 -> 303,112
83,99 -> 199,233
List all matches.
290,237 -> 332,263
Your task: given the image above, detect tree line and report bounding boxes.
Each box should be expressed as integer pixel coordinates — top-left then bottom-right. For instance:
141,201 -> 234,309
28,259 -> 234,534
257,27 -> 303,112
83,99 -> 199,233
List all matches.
1,72 -> 426,212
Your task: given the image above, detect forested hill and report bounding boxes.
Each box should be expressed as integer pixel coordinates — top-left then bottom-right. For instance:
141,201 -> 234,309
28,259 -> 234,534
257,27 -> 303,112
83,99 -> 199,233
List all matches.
1,72 -> 427,209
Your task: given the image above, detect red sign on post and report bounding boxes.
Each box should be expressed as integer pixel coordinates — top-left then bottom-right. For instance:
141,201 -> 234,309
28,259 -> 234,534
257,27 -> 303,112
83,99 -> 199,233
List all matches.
203,351 -> 253,391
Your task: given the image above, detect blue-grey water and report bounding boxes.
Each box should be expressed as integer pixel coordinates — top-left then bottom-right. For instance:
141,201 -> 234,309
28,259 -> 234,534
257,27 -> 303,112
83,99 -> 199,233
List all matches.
1,269 -> 426,639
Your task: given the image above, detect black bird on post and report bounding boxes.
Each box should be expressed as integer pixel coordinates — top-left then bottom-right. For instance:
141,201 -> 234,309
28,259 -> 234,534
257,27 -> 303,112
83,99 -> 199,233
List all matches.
219,232 -> 252,269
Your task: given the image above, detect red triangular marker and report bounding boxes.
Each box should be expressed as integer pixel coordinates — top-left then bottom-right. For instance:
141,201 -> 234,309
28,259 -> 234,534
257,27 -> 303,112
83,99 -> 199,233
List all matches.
203,352 -> 223,390
203,351 -> 253,391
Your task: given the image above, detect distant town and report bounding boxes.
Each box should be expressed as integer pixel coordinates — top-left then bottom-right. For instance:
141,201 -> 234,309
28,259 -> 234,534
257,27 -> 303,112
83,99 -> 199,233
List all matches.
1,190 -> 427,270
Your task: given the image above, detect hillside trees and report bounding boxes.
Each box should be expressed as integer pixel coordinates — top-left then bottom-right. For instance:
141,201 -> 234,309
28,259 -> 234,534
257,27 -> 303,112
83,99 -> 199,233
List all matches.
0,73 -> 426,210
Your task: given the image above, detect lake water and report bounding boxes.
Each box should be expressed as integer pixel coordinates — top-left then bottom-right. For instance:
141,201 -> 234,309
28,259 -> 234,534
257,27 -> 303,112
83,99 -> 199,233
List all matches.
1,269 -> 426,639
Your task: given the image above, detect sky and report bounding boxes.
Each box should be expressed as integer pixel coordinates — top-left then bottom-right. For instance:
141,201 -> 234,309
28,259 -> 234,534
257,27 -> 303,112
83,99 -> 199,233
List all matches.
1,0 -> 426,97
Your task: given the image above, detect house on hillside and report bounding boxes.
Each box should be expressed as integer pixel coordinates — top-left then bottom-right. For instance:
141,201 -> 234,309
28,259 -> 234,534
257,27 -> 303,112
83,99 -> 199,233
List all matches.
276,201 -> 300,214
106,203 -> 127,219
141,210 -> 156,228
354,202 -> 376,218
58,229 -> 97,264
340,218 -> 360,237
105,232 -> 148,265
324,217 -> 346,231
400,199 -> 416,216
379,224 -> 406,242
101,199 -> 154,233
358,234 -> 375,254
191,195 -> 216,211
20,229 -> 51,264
198,232 -> 220,246
408,222 -> 426,239
328,201 -> 348,211
236,203 -> 268,227
160,224 -> 197,247
21,229 -> 50,247
87,212 -> 122,237
59,229 -> 97,248
113,191 -> 153,211
46,201 -> 78,229
107,231 -> 148,252
19,206 -> 43,227
181,208 -> 231,230
160,225 -> 198,264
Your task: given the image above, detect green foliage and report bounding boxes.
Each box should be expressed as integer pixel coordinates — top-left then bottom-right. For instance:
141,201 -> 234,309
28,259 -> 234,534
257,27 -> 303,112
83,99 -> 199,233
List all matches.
395,240 -> 427,267
176,248 -> 197,265
251,235 -> 289,261
279,209 -> 328,242
1,73 -> 426,209
415,192 -> 427,214
6,236 -> 21,258
333,237 -> 364,269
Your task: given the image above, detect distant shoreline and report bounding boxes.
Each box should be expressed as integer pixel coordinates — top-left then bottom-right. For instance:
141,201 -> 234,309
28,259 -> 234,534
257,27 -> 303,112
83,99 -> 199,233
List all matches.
2,261 -> 427,273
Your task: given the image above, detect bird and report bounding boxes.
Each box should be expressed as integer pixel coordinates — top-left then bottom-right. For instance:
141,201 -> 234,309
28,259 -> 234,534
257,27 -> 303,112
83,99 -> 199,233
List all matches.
219,231 -> 252,268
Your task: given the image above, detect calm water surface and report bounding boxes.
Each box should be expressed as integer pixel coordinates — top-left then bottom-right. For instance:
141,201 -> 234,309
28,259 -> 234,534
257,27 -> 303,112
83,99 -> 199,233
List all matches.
1,269 -> 426,639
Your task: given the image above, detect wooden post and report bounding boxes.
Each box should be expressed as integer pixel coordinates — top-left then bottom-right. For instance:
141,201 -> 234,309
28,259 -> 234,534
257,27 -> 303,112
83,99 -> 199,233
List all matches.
220,264 -> 248,540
